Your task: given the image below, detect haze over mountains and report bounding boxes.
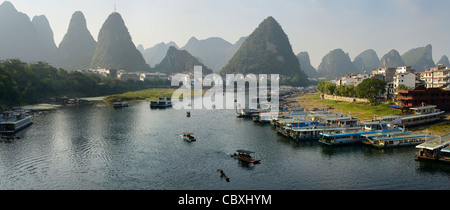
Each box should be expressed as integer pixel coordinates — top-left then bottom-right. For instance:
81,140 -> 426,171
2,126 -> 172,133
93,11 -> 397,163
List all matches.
0,1 -> 56,63
153,46 -> 213,75
0,1 -> 448,83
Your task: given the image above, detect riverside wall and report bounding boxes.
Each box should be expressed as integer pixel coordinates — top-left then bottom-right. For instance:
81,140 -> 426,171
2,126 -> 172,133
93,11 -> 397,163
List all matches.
321,94 -> 369,103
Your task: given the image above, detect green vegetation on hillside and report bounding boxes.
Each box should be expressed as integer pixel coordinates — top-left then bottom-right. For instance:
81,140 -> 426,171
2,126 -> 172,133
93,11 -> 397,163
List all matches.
221,16 -> 309,87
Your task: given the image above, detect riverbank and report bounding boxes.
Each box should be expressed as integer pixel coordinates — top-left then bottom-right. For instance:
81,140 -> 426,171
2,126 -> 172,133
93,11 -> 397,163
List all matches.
296,92 -> 402,121
104,88 -> 177,104
104,88 -> 210,104
296,92 -> 450,136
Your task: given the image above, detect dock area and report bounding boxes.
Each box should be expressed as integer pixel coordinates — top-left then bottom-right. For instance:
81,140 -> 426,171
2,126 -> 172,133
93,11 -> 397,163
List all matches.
416,134 -> 450,162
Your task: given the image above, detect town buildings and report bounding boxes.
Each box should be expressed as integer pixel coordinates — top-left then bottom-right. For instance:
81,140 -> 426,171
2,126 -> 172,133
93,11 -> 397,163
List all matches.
394,87 -> 450,111
420,65 -> 450,88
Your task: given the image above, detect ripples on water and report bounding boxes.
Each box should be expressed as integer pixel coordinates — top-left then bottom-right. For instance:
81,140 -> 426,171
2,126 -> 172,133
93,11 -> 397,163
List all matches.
0,98 -> 449,190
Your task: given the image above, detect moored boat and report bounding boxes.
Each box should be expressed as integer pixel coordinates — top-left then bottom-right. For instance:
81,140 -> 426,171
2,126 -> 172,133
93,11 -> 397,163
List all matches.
373,104 -> 444,127
289,126 -> 361,141
0,111 -> 33,134
150,97 -> 172,108
319,122 -> 400,146
362,133 -> 432,148
113,101 -> 129,108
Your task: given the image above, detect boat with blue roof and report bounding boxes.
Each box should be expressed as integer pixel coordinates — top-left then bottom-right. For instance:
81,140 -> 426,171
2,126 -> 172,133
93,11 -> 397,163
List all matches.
319,122 -> 401,146
362,132 -> 433,148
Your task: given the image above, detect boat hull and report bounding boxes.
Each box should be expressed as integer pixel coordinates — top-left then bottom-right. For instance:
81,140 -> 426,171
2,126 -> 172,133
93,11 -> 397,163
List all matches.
0,116 -> 33,134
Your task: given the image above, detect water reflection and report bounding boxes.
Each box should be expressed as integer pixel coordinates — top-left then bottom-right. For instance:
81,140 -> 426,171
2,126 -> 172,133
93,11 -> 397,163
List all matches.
0,100 -> 448,190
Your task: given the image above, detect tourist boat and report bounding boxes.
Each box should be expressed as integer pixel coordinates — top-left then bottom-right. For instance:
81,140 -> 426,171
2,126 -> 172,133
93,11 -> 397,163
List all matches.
373,104 -> 444,127
150,97 -> 172,108
232,150 -> 260,164
252,111 -> 292,123
362,132 -> 432,148
113,101 -> 129,108
319,122 -> 401,146
276,114 -> 361,140
0,111 -> 33,134
416,134 -> 450,162
289,126 -> 361,141
181,132 -> 196,142
235,108 -> 270,118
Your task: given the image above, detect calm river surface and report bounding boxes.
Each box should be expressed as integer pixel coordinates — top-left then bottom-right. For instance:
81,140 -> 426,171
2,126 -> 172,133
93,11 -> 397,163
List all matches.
0,97 -> 449,190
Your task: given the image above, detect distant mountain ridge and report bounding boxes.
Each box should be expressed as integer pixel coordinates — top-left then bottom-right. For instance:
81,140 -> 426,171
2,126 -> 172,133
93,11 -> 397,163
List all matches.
437,55 -> 450,66
317,49 -> 360,79
0,1 -> 56,64
297,52 -> 318,78
181,36 -> 246,73
1,1 -> 450,78
380,49 -> 405,68
353,49 -> 380,72
152,46 -> 213,75
401,44 -> 435,72
141,42 -> 179,68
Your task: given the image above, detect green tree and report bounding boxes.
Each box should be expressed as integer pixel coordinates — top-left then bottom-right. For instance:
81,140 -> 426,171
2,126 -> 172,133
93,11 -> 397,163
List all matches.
356,78 -> 387,103
395,84 -> 409,91
317,80 -> 336,95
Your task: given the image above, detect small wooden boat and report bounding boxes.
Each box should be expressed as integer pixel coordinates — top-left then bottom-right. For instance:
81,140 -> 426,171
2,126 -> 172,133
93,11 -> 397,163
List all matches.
181,132 -> 196,142
217,169 -> 230,182
232,150 -> 260,164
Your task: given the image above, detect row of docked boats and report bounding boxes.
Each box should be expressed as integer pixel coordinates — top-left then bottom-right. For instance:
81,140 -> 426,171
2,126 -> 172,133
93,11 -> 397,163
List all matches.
242,104 -> 446,149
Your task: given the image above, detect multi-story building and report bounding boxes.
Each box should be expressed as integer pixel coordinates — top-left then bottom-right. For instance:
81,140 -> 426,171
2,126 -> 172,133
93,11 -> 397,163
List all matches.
372,67 -> 396,83
420,65 -> 450,88
334,73 -> 370,87
393,71 -> 416,89
394,87 -> 450,111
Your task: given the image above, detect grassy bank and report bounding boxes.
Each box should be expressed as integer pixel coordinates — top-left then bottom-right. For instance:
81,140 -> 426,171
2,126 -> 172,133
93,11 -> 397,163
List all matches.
104,88 -> 207,104
104,88 -> 177,103
297,93 -> 402,121
424,121 -> 450,136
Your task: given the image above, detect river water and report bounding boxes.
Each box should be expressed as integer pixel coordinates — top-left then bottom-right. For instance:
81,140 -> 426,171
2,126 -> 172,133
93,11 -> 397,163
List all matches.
0,97 -> 449,190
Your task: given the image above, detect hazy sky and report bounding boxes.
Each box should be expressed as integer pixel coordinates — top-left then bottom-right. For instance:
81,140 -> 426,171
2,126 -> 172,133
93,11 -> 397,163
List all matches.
7,0 -> 450,68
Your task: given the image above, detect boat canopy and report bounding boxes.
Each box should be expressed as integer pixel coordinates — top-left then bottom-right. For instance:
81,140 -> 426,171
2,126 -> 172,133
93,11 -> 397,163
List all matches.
236,149 -> 254,154
361,131 -> 412,138
371,134 -> 433,141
